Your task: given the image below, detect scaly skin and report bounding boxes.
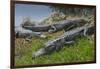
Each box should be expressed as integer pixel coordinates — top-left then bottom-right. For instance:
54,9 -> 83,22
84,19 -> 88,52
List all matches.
15,27 -> 46,41
23,18 -> 87,33
32,25 -> 95,58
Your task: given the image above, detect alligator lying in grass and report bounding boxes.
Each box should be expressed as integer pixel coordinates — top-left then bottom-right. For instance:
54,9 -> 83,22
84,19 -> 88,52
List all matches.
32,25 -> 95,59
22,18 -> 87,33
15,27 -> 46,41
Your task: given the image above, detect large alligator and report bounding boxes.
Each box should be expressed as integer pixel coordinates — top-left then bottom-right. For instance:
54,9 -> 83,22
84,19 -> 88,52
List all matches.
22,18 -> 87,33
32,25 -> 95,58
15,27 -> 46,41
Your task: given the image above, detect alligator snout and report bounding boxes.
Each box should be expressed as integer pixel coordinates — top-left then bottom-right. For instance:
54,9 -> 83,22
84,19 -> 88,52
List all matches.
32,48 -> 46,59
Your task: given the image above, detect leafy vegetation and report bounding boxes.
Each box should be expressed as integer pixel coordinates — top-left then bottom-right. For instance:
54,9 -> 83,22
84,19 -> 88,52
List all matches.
49,6 -> 94,16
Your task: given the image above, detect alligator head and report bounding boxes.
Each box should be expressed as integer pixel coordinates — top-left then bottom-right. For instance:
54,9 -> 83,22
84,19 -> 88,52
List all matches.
32,42 -> 57,59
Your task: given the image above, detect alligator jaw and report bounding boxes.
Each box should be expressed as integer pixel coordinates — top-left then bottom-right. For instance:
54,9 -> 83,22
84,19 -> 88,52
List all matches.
32,48 -> 46,59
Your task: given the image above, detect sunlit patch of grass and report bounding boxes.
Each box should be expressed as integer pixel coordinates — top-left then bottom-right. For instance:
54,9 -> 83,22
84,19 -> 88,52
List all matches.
15,31 -> 95,66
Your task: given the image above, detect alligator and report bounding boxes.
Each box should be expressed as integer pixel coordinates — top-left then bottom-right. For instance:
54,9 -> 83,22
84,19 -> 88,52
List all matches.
22,18 -> 87,33
32,25 -> 95,58
15,27 -> 46,41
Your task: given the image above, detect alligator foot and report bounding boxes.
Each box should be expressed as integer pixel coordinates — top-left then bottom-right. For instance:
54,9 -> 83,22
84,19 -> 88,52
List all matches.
48,25 -> 57,33
65,40 -> 75,45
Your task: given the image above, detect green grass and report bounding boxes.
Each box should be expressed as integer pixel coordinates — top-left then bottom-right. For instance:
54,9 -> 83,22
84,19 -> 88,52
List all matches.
15,30 -> 95,66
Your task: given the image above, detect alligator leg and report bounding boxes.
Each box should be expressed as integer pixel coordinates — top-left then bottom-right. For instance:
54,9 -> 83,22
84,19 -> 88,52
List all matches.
55,45 -> 63,52
83,27 -> 88,37
83,27 -> 94,41
55,40 -> 75,52
25,35 -> 32,42
48,25 -> 57,33
65,40 -> 75,44
65,40 -> 75,45
82,27 -> 90,41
